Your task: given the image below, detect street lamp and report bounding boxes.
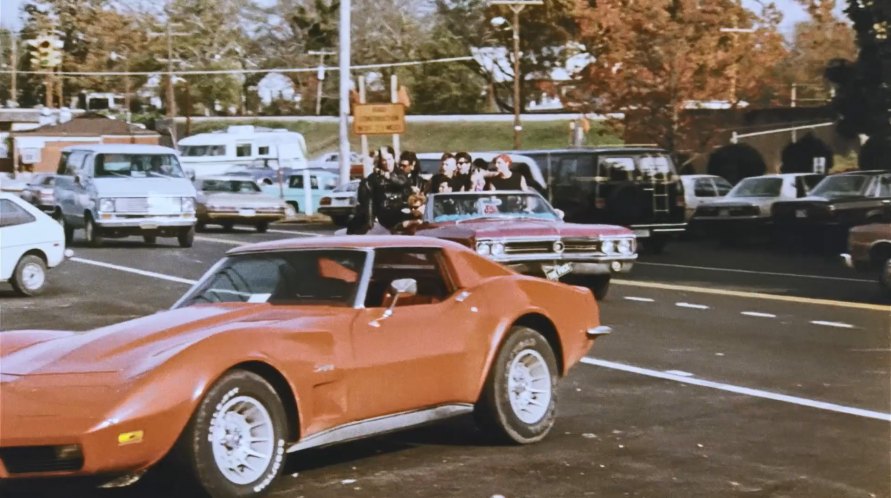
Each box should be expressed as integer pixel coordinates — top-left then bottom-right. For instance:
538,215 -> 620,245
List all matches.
489,0 -> 542,150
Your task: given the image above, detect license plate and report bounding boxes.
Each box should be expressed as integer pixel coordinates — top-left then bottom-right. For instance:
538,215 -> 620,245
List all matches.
632,229 -> 650,238
719,209 -> 730,217
542,262 -> 573,281
238,209 -> 256,217
332,198 -> 350,206
139,223 -> 159,230
795,209 -> 807,218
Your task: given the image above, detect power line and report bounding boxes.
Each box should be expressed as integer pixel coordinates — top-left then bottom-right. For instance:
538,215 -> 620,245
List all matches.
0,55 -> 476,77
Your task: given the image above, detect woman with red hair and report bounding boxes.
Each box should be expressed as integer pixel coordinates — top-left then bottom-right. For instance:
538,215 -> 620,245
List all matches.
486,154 -> 529,191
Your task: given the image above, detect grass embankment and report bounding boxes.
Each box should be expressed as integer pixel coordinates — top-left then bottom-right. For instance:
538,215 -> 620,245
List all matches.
189,120 -> 622,156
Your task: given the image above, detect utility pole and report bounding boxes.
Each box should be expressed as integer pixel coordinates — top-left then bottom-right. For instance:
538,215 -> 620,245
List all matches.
308,49 -> 335,116
489,0 -> 542,150
10,33 -> 18,107
338,0 -> 351,186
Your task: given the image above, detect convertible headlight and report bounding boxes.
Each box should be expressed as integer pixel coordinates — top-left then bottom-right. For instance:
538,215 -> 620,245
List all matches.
491,242 -> 505,256
181,197 -> 195,212
98,198 -> 116,212
476,241 -> 492,256
601,239 -> 616,255
616,238 -> 633,255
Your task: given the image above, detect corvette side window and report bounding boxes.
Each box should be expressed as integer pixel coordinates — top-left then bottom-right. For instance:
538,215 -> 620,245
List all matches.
365,249 -> 454,307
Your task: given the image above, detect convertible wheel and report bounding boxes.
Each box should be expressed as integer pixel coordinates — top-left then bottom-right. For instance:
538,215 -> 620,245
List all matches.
178,227 -> 195,248
84,216 -> 104,247
475,326 -> 558,444
170,370 -> 287,498
11,255 -> 47,296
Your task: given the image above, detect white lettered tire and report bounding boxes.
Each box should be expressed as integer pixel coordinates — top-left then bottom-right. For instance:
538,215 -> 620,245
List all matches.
474,326 -> 558,444
171,370 -> 287,498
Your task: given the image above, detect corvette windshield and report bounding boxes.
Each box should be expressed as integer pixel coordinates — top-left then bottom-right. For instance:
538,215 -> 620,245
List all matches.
179,249 -> 366,307
429,192 -> 558,222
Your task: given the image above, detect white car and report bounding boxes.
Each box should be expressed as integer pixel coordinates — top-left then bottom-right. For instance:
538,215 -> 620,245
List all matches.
0,192 -> 71,296
679,174 -> 732,221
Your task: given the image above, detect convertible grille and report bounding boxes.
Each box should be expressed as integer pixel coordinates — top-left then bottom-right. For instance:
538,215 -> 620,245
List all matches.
0,446 -> 84,474
500,238 -> 604,255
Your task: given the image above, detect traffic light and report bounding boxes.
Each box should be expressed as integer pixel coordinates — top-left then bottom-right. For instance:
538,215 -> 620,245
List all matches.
27,34 -> 64,68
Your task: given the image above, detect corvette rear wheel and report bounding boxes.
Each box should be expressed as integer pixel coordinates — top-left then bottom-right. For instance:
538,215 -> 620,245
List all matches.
171,370 -> 287,498
475,326 -> 558,444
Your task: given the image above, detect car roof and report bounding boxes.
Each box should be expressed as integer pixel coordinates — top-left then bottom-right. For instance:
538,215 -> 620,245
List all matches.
60,144 -> 179,155
229,235 -> 469,255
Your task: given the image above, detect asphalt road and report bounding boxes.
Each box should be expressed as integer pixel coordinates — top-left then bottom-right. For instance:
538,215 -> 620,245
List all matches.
1,226 -> 889,498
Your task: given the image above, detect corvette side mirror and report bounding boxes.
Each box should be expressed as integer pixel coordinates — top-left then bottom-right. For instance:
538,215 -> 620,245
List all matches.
371,278 -> 418,327
554,208 -> 565,220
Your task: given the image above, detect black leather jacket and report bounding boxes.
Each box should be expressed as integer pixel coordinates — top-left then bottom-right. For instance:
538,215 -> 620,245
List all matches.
348,170 -> 411,233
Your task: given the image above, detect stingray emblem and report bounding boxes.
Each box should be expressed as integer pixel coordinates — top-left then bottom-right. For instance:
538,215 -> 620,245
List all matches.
313,364 -> 335,373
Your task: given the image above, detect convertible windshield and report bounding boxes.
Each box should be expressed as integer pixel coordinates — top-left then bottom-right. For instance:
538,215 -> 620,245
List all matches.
95,154 -> 186,178
178,250 -> 366,307
199,179 -> 261,193
429,192 -> 559,222
809,175 -> 870,197
727,177 -> 782,198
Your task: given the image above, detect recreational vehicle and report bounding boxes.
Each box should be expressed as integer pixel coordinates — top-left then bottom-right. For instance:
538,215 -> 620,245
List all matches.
178,125 -> 308,177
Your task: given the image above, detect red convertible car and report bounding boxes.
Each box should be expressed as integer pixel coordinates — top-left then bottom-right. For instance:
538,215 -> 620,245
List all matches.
0,236 -> 610,498
400,191 -> 637,299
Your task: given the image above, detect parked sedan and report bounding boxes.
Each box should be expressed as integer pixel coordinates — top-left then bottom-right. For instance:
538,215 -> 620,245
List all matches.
0,236 -> 609,497
19,173 -> 57,212
195,176 -> 287,232
772,170 -> 891,250
318,179 -> 360,226
691,173 -> 823,242
0,192 -> 71,296
679,174 -> 732,221
401,190 -> 637,299
840,223 -> 891,291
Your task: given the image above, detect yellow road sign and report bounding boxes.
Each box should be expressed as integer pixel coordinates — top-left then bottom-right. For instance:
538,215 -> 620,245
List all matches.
353,104 -> 406,135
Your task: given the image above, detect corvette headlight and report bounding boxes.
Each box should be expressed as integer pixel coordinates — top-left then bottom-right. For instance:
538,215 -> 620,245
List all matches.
181,197 -> 195,212
617,238 -> 633,255
601,239 -> 616,255
491,242 -> 505,256
98,198 -> 116,212
476,241 -> 492,256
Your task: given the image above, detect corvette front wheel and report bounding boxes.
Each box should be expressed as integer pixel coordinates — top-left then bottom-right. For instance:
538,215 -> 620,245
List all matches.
475,326 -> 558,444
171,370 -> 288,498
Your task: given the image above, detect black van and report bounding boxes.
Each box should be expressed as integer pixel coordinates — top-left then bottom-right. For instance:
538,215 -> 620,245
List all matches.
514,147 -> 687,252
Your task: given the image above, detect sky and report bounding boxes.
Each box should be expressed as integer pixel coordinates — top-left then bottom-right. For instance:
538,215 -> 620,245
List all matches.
0,0 -> 842,35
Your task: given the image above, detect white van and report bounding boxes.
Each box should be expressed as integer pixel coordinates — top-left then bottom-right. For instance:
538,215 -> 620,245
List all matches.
53,144 -> 198,247
178,125 -> 308,177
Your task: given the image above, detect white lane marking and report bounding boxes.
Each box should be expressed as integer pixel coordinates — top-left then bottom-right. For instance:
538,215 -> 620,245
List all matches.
267,229 -> 324,237
194,236 -> 246,246
664,370 -> 694,377
581,357 -> 891,422
676,302 -> 710,310
71,257 -> 197,285
612,279 -> 891,313
811,320 -> 856,329
741,311 -> 777,318
623,296 -> 655,302
635,261 -> 873,284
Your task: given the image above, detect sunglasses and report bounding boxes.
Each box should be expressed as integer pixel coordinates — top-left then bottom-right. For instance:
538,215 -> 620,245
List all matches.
400,162 -> 412,167
457,160 -> 470,165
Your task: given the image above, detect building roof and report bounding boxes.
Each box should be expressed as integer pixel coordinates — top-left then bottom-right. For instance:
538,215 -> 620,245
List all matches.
15,115 -> 158,137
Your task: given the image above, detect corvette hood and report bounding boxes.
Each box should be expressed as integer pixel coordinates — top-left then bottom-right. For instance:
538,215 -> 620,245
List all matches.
0,304 -> 343,378
419,219 -> 632,239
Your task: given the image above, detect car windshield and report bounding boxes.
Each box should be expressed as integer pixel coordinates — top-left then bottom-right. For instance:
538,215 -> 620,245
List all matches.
809,175 -> 870,197
727,177 -> 783,198
178,249 -> 367,307
95,154 -> 186,178
429,192 -> 559,222
180,145 -> 226,157
199,179 -> 261,193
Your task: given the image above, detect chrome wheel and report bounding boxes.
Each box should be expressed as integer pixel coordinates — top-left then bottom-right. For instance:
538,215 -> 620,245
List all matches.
507,349 -> 552,424
209,395 -> 275,485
